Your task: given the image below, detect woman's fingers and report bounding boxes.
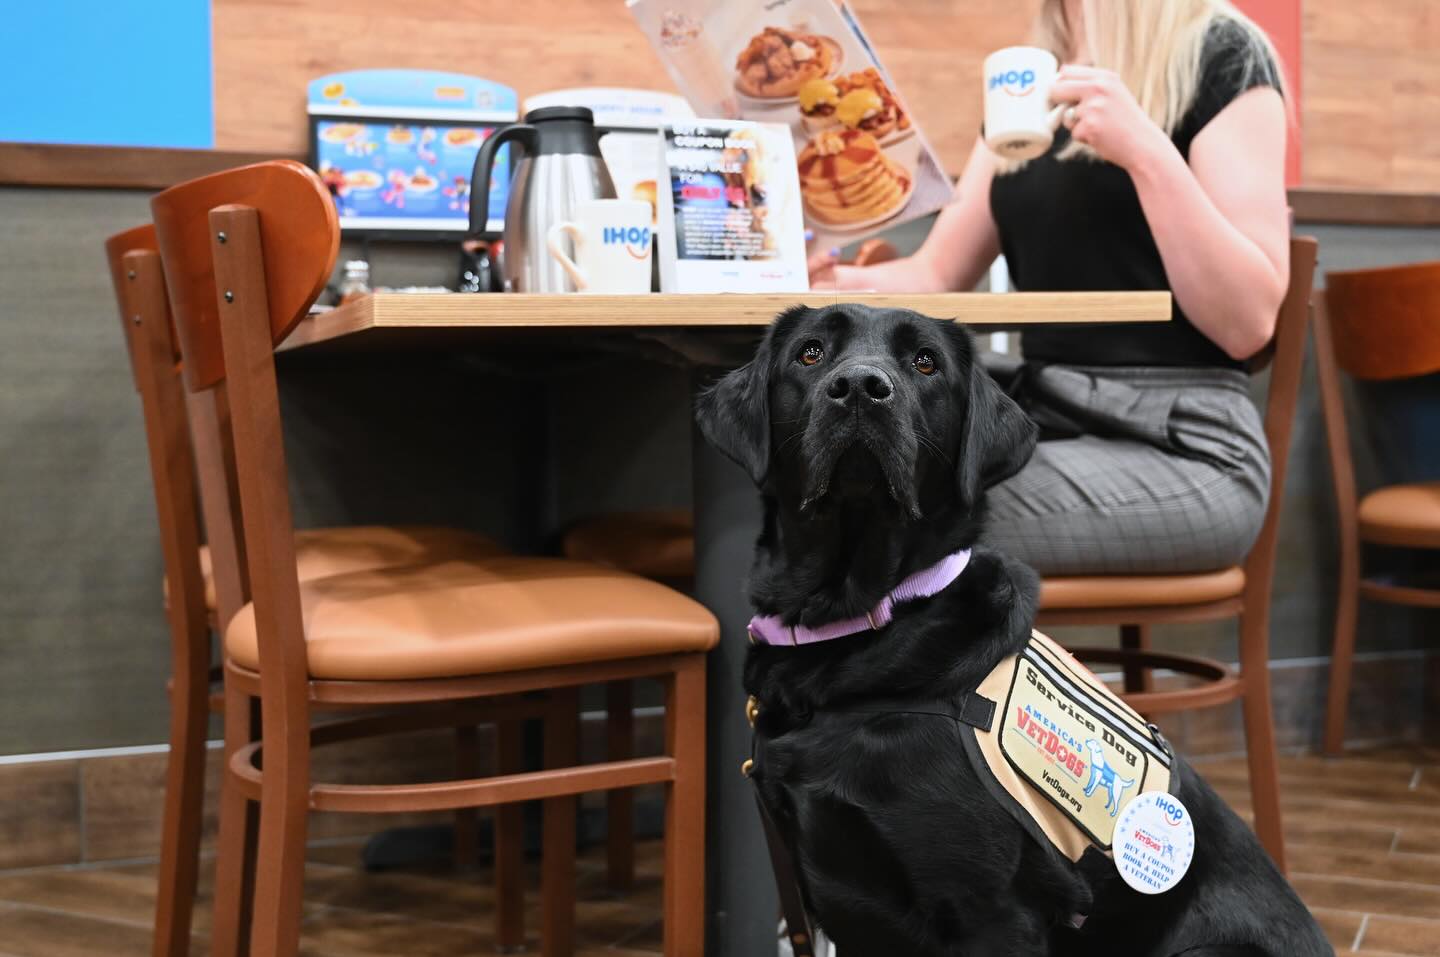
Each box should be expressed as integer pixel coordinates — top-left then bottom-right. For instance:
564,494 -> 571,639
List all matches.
1057,64 -> 1106,78
1048,78 -> 1097,106
807,246 -> 842,279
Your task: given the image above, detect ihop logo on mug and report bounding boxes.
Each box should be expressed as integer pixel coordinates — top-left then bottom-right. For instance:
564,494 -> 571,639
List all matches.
603,225 -> 652,260
988,68 -> 1038,96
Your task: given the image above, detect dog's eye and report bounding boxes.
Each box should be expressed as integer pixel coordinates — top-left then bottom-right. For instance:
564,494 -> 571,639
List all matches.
798,341 -> 824,366
913,350 -> 937,375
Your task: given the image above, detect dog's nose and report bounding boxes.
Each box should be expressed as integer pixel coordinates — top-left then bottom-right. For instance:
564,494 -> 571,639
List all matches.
826,364 -> 894,406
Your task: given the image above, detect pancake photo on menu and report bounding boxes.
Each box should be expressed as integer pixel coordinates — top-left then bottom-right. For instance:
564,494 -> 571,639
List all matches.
798,128 -> 914,230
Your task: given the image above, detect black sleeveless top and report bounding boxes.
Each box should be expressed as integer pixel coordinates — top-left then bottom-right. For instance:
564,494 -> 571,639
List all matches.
990,21 -> 1282,369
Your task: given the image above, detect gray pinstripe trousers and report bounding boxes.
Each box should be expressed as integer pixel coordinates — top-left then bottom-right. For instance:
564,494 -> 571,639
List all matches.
981,363 -> 1271,575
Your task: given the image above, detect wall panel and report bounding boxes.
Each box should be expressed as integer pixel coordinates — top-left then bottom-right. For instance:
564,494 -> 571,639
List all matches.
4,1 -> 1433,190
209,0 -> 1035,175
1302,0 -> 1440,187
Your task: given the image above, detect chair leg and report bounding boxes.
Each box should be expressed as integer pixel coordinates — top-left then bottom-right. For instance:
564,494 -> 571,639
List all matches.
663,655 -> 706,957
1238,608 -> 1286,873
152,655 -> 210,957
247,702 -> 312,957
542,689 -> 580,957
453,725 -> 481,873
606,679 -> 636,893
494,718 -> 526,953
1322,566 -> 1362,757
211,686 -> 260,957
1120,624 -> 1152,694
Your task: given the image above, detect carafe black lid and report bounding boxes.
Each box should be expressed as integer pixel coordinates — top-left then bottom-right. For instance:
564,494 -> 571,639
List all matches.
524,106 -> 596,125
519,106 -> 601,156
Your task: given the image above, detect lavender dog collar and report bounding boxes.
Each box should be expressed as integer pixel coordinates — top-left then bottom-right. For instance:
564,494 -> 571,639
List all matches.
746,549 -> 972,647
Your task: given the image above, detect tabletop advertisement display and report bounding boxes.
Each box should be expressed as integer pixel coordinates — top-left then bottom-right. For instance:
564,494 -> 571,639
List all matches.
655,121 -> 809,293
628,0 -> 956,257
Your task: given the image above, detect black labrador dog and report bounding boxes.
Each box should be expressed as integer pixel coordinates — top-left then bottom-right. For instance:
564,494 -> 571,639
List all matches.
696,304 -> 1332,957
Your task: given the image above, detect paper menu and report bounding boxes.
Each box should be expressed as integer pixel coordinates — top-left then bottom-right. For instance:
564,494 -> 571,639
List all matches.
628,0 -> 954,253
656,121 -> 808,293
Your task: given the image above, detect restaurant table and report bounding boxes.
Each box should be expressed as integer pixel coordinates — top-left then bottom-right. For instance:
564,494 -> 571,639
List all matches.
282,290 -> 1169,957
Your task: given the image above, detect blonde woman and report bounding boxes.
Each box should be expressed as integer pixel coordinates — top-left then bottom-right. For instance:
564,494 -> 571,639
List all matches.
812,0 -> 1290,575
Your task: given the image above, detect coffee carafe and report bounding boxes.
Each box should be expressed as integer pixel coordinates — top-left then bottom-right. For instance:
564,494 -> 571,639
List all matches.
469,106 -> 617,293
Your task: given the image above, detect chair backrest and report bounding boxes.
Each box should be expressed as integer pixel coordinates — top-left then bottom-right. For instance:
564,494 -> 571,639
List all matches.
1311,259 -> 1440,572
151,159 -> 339,391
1242,236 -> 1319,604
104,224 -> 159,390
151,161 -> 339,701
103,226 -> 210,706
1324,260 -> 1440,381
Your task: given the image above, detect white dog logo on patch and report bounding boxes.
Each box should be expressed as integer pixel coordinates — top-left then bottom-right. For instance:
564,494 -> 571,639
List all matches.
1083,739 -> 1134,817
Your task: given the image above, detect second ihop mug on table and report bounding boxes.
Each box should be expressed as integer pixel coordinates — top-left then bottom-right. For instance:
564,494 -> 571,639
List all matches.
546,199 -> 653,294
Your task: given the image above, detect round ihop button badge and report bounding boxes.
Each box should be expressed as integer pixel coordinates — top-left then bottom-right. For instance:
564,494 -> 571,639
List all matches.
1113,791 -> 1195,894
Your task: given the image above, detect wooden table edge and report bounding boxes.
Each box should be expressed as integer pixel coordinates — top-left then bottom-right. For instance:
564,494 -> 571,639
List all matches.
281,291 -> 1172,350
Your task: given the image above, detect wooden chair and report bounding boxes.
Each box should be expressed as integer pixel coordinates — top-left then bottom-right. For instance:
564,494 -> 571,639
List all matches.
1316,260 -> 1440,755
1035,237 -> 1319,873
562,509 -> 696,588
107,233 -> 510,630
105,224 -> 214,957
104,225 -> 513,957
146,159 -> 717,957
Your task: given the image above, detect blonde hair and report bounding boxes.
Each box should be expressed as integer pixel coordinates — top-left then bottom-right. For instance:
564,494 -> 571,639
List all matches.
1033,0 -> 1284,158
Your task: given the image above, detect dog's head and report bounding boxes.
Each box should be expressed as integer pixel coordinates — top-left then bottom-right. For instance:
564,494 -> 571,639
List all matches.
697,304 -> 1036,534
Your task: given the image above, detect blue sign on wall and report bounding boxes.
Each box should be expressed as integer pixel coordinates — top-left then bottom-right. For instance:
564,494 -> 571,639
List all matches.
307,70 -> 518,235
1,1 -> 213,149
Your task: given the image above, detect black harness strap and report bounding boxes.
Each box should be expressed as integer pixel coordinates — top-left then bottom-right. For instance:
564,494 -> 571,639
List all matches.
826,692 -> 997,731
754,789 -> 818,957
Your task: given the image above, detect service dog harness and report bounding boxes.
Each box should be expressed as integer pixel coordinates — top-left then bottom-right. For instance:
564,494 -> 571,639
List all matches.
745,550 -> 1178,957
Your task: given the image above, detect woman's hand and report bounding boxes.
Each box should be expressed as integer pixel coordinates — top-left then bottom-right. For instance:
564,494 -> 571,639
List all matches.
808,246 -> 842,286
807,246 -> 874,291
1049,66 -> 1173,172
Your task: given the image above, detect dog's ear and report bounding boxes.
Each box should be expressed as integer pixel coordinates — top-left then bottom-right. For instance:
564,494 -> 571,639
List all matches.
694,354 -> 766,480
956,359 -> 1037,510
696,346 -> 774,486
695,306 -> 812,485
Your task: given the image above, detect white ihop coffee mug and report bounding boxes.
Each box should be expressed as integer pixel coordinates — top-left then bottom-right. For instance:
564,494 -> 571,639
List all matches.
983,46 -> 1069,161
546,199 -> 653,294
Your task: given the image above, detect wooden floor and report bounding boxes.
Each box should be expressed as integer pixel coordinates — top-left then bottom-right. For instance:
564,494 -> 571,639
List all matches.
0,745 -> 1437,956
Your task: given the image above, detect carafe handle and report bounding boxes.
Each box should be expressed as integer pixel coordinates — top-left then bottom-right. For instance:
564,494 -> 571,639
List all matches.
468,123 -> 537,238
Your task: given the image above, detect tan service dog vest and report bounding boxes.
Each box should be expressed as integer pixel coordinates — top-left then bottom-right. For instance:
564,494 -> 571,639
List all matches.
962,631 -> 1176,862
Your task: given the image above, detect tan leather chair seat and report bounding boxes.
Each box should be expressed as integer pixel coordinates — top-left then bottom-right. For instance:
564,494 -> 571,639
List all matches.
1358,482 -> 1440,549
1040,566 -> 1246,609
561,509 -> 695,582
192,525 -> 505,611
225,557 -> 719,680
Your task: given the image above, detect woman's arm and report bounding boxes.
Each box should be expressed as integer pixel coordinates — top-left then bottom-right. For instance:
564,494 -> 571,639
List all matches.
810,139 -> 1003,293
1133,90 -> 1291,358
1051,68 -> 1290,360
